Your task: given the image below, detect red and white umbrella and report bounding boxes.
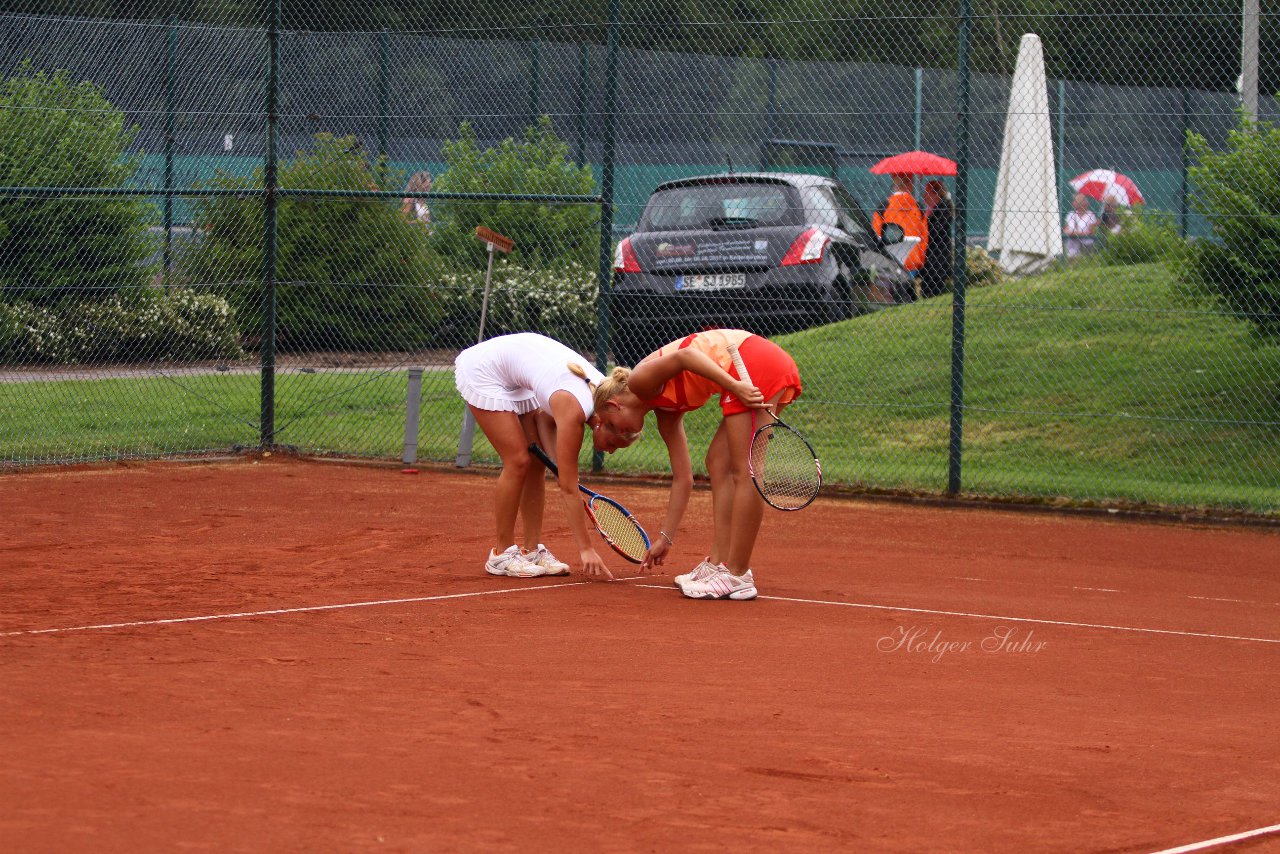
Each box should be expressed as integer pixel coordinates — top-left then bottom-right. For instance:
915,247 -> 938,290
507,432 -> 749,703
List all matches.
1069,169 -> 1144,206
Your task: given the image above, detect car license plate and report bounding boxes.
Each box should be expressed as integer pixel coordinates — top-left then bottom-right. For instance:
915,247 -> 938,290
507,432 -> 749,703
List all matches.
675,273 -> 747,291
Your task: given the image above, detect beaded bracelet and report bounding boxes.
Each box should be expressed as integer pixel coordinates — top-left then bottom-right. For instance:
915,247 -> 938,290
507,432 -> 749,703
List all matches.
659,530 -> 675,545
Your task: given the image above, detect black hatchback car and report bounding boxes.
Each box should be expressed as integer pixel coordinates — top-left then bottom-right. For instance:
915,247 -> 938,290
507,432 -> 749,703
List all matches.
608,172 -> 912,365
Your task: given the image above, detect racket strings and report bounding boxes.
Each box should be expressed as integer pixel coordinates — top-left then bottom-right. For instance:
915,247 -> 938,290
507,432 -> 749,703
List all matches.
588,498 -> 649,562
750,423 -> 821,510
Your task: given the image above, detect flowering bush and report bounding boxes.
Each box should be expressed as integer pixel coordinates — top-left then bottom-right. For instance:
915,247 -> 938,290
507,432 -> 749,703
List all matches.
433,260 -> 598,351
0,290 -> 242,364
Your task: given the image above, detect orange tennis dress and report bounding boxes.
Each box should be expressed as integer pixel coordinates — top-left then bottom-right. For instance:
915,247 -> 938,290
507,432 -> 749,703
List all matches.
638,329 -> 802,416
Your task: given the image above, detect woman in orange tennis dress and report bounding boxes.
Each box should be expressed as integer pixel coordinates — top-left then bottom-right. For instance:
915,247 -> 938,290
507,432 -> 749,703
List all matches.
594,329 -> 802,600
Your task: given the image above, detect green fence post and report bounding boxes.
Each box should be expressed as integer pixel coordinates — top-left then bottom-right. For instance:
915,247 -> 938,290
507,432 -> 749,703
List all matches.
377,28 -> 390,162
593,0 -> 621,473
576,43 -> 590,164
529,34 -> 541,124
947,0 -> 972,496
163,15 -> 177,285
260,0 -> 281,449
914,67 -> 923,150
1180,87 -> 1190,238
759,58 -> 778,169
1057,79 -> 1067,219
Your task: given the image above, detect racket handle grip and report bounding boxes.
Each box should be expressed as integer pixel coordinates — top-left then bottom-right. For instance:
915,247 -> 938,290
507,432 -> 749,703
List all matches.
726,343 -> 752,385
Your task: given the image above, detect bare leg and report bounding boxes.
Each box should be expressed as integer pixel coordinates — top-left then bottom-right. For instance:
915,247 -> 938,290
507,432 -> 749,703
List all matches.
469,405 -> 533,553
705,422 -> 735,565
518,413 -> 545,546
723,394 -> 791,575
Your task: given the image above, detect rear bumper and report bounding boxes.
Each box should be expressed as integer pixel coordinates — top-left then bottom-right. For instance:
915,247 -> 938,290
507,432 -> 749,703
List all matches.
606,284 -> 835,364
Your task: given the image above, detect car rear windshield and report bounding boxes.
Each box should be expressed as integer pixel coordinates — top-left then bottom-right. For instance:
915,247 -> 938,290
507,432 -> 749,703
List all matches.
638,182 -> 803,232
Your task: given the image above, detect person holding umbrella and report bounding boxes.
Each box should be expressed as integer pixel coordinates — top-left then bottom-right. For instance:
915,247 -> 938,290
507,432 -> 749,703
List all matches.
870,151 -> 958,301
872,173 -> 927,300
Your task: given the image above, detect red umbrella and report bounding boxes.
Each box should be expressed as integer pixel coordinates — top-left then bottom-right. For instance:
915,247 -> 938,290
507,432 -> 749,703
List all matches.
869,150 -> 957,177
1069,169 -> 1144,205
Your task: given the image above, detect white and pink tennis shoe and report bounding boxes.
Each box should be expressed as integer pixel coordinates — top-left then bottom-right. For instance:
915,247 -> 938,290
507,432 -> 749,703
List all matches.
678,567 -> 757,601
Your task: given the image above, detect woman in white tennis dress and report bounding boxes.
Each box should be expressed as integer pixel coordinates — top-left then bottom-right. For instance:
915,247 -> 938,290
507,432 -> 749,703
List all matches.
455,332 -> 627,580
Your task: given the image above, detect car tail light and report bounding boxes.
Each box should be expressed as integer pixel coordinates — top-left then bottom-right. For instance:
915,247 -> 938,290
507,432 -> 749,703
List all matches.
781,228 -> 830,266
613,237 -> 641,273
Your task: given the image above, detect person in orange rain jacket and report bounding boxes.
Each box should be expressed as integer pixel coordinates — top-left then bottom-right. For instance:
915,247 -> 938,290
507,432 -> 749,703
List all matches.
872,172 -> 929,296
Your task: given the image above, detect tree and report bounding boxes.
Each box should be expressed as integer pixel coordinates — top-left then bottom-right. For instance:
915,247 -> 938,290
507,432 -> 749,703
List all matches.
180,133 -> 443,350
1184,118 -> 1280,339
0,61 -> 157,305
431,117 -> 597,270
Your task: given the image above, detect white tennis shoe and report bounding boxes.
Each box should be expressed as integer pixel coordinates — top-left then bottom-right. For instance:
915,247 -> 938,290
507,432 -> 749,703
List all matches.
525,544 -> 570,576
673,557 -> 722,588
680,567 -> 757,601
485,545 -> 547,578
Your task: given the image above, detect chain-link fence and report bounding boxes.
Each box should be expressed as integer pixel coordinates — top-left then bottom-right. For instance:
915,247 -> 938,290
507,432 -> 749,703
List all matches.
3,1 -> 1278,515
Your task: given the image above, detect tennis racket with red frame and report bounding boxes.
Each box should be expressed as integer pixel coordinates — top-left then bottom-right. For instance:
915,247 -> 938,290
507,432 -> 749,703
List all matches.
528,443 -> 651,563
726,343 -> 822,511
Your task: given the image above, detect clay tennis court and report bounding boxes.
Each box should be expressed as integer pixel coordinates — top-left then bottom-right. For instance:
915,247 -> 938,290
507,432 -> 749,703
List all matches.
2,457 -> 1278,853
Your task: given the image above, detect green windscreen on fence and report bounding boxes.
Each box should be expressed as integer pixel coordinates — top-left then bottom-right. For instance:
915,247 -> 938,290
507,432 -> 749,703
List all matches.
2,1 -> 1278,516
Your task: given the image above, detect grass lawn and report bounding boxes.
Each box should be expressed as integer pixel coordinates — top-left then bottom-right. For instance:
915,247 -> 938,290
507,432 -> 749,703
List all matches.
3,261 -> 1278,515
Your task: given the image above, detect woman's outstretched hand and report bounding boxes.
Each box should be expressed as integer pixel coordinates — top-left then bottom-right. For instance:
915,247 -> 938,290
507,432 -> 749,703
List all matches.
579,547 -> 615,581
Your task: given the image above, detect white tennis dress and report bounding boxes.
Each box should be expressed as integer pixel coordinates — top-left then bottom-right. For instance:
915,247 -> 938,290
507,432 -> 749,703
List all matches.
454,333 -> 604,417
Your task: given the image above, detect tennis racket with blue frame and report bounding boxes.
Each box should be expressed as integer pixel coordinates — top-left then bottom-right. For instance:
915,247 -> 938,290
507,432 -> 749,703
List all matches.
528,443 -> 651,563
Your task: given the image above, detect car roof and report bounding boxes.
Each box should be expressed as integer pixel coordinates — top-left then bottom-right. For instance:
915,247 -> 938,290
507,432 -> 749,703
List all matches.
650,172 -> 835,193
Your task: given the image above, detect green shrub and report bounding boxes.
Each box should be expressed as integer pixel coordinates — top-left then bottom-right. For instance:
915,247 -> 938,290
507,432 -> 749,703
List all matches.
0,61 -> 157,306
178,133 -> 443,351
435,260 -> 598,351
431,118 -> 598,270
1094,205 -> 1187,267
1183,118 -> 1280,338
0,290 -> 242,364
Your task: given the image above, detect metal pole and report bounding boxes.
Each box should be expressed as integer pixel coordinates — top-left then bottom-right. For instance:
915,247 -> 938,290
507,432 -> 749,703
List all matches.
576,43 -> 590,164
163,16 -> 177,285
914,67 -> 923,151
403,367 -> 424,465
1242,0 -> 1260,123
260,0 -> 280,450
529,37 -> 541,124
377,28 -> 390,161
1057,79 -> 1066,216
593,0 -> 621,473
947,0 -> 971,497
1180,88 -> 1191,238
476,243 -> 497,345
763,58 -> 778,169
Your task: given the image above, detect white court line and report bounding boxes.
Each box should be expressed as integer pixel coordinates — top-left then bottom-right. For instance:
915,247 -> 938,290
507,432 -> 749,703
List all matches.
1147,822 -> 1280,853
1188,595 -> 1280,606
0,582 -> 589,637
951,577 -> 1280,608
632,585 -> 1280,645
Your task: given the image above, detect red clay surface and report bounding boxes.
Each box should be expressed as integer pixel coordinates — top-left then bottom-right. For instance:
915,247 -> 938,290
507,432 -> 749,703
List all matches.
2,457 -> 1279,853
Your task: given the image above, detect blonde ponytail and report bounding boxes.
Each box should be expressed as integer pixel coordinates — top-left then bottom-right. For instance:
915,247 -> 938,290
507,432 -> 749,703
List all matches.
567,362 -> 598,393
592,365 -> 631,413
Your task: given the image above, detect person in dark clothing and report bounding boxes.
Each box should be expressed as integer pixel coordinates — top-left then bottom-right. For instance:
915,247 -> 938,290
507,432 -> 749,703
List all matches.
919,179 -> 955,299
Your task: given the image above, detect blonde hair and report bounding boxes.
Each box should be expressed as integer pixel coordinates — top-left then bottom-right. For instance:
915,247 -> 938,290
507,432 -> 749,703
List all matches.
567,362 -> 598,392
584,365 -> 643,444
591,365 -> 631,412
